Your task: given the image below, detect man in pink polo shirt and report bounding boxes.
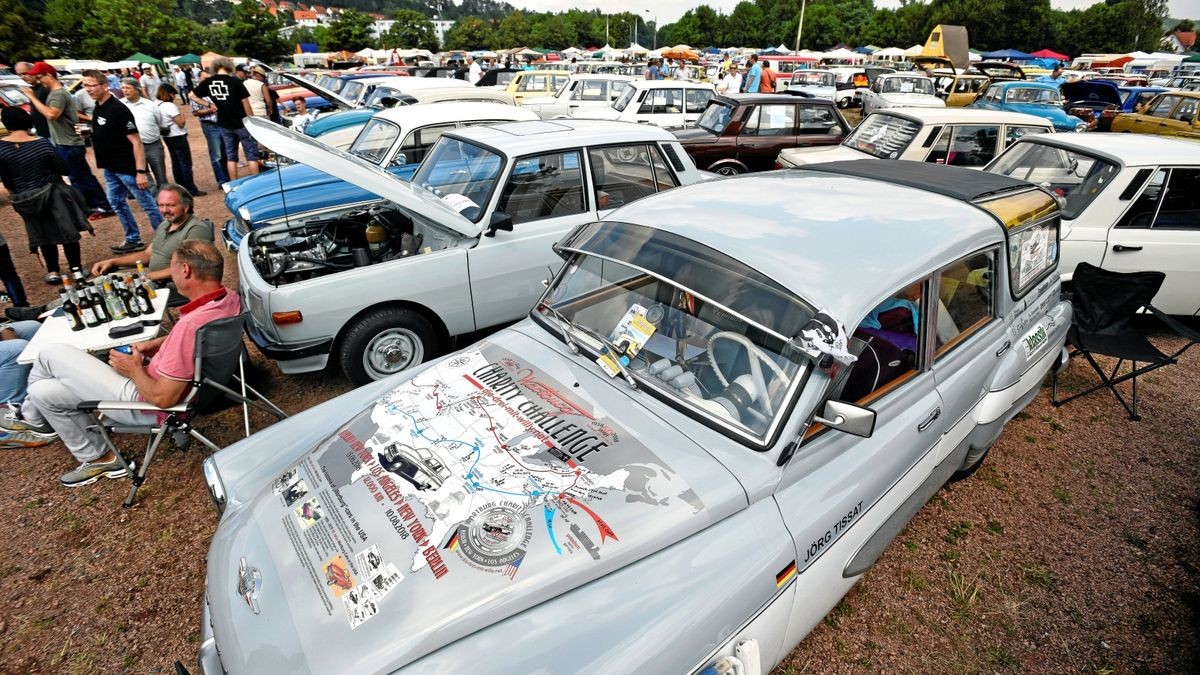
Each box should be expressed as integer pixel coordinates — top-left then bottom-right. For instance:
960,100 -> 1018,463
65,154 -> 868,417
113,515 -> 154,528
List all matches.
0,240 -> 241,487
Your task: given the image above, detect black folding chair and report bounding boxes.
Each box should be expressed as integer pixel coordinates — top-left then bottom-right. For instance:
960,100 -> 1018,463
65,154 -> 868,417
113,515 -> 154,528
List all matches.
77,313 -> 287,506
1051,263 -> 1200,420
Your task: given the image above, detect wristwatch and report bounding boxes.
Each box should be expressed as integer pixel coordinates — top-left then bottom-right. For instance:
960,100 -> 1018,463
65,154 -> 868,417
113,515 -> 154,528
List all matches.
137,169 -> 149,174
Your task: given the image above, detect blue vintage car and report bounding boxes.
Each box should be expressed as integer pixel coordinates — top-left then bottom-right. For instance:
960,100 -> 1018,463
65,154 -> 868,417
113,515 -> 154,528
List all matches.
971,80 -> 1088,132
222,102 -> 539,249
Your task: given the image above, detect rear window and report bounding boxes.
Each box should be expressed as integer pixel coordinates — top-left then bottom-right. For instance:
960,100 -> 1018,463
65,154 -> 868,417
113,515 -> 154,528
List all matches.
986,141 -> 1118,220
842,113 -> 921,159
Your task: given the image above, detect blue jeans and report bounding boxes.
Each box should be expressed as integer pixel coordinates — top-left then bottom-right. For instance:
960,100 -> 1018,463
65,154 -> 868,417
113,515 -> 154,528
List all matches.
103,170 -> 162,244
0,320 -> 42,405
0,244 -> 27,307
220,127 -> 259,163
55,144 -> 109,212
201,122 -> 230,185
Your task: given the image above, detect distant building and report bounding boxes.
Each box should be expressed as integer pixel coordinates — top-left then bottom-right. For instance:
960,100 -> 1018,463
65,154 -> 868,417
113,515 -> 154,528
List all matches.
1162,30 -> 1196,54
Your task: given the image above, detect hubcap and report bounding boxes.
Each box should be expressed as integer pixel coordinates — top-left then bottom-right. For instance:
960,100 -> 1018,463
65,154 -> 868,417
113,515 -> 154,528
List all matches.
715,166 -> 740,176
363,328 -> 424,379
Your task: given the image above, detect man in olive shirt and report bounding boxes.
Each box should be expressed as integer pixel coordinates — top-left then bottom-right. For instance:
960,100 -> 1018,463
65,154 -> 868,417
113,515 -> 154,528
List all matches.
90,184 -> 213,283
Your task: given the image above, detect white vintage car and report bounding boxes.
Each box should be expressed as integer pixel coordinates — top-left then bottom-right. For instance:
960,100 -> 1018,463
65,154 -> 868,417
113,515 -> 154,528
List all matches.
573,79 -> 717,128
777,108 -> 1054,170
985,132 -> 1200,315
519,73 -> 634,119
238,118 -> 706,384
859,73 -> 946,116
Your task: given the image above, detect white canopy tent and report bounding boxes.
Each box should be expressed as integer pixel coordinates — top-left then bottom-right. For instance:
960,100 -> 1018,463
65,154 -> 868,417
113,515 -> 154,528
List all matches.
627,43 -> 649,55
873,47 -> 908,59
822,48 -> 865,63
904,44 -> 924,57
561,47 -> 584,57
770,44 -> 791,54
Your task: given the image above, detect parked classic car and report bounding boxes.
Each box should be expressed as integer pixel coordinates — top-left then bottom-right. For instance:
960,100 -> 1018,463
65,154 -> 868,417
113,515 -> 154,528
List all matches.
504,70 -> 572,104
1097,86 -> 1168,131
198,161 -> 1069,675
859,73 -> 945,115
985,132 -> 1200,315
1060,80 -> 1121,129
1110,91 -> 1200,139
971,80 -> 1089,132
222,102 -> 540,249
573,79 -> 717,127
237,118 -> 705,384
673,94 -> 850,174
777,108 -> 1053,170
519,73 -> 633,119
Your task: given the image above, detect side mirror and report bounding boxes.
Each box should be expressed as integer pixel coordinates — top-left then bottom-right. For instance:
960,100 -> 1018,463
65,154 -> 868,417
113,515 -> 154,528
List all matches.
389,152 -> 408,167
485,211 -> 513,237
814,400 -> 876,438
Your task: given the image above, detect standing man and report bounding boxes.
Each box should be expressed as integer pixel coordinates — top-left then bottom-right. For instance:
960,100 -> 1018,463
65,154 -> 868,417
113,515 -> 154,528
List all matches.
80,69 -> 162,254
189,71 -> 230,186
121,79 -> 168,192
173,66 -> 188,97
467,56 -> 483,85
743,54 -> 761,93
19,62 -> 112,220
188,58 -> 259,181
14,62 -> 51,138
140,65 -> 162,99
758,59 -> 777,93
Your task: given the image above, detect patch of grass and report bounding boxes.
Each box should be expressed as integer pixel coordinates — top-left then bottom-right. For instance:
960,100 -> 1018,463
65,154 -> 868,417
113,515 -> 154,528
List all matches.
59,513 -> 83,532
903,538 -> 918,552
977,465 -> 1009,492
95,597 -> 110,614
947,568 -> 981,620
823,598 -> 853,629
121,654 -> 138,669
1040,415 -> 1065,432
0,565 -> 20,580
903,571 -> 929,591
988,646 -> 1019,670
941,548 -> 961,564
159,526 -> 174,543
81,494 -> 98,507
31,614 -> 56,629
1014,411 -> 1031,420
945,520 -> 973,545
986,519 -> 1005,535
1052,487 -> 1073,505
1024,434 -> 1038,444
25,497 -> 44,509
1122,528 -> 1148,550
66,651 -> 98,675
186,631 -> 200,643
932,494 -> 953,511
1024,564 -> 1057,591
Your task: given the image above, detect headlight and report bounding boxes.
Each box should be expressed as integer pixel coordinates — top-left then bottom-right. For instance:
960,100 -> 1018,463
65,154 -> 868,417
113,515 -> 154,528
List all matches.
1073,122 -> 1088,132
238,206 -> 252,221
203,457 -> 227,516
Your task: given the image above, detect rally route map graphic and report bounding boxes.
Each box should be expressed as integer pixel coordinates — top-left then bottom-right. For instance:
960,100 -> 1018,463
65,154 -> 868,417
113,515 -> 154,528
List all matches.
345,348 -> 700,577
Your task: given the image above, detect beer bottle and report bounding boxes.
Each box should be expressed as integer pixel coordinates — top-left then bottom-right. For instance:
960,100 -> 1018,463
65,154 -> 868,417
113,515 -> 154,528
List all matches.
136,261 -> 158,300
88,285 -> 111,323
102,280 -> 127,321
77,282 -> 101,327
71,267 -> 88,288
116,276 -> 140,317
60,289 -> 84,332
133,273 -> 154,314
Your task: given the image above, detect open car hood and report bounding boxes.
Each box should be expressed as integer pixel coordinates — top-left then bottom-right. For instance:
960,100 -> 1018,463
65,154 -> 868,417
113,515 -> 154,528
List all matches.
280,72 -> 356,110
1061,80 -> 1122,106
973,61 -> 1025,81
243,117 -> 481,238
205,330 -> 744,673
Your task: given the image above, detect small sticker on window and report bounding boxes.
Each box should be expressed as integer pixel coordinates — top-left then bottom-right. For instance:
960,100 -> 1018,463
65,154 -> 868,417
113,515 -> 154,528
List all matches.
441,194 -> 476,213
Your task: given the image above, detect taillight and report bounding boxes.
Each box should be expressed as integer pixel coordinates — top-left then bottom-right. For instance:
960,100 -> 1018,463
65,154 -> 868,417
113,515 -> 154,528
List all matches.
272,311 -> 303,325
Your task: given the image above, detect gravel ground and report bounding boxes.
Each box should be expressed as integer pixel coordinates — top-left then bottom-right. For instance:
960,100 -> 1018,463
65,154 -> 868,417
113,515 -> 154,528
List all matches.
0,119 -> 1196,674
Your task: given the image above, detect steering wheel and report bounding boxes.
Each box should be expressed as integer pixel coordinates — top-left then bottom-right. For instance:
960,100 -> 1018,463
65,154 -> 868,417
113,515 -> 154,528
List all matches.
706,331 -> 792,417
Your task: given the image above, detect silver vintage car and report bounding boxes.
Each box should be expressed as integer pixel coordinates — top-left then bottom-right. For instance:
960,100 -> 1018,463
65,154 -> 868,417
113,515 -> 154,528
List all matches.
238,118 -> 705,384
199,162 -> 1070,674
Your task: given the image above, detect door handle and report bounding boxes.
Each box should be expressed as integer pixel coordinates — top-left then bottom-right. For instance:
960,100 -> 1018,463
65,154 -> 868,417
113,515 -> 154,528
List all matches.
996,340 -> 1011,357
1112,244 -> 1143,252
917,407 -> 941,432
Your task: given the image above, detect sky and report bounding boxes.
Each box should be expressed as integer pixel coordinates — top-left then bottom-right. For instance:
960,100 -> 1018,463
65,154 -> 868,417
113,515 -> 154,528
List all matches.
507,0 -> 1200,34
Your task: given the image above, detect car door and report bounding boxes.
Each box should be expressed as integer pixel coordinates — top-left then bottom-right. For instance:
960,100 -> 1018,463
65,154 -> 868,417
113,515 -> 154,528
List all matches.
635,87 -> 685,126
794,103 -> 846,148
1141,94 -> 1178,133
468,149 -> 590,329
590,143 -> 680,219
735,104 -> 798,171
1103,167 -> 1200,315
924,124 -> 1001,168
775,278 -> 944,606
1166,97 -> 1199,138
684,87 -> 714,124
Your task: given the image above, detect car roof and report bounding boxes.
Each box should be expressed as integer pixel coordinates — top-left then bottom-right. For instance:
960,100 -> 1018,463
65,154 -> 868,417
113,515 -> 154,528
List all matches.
603,167 -> 1004,322
631,80 -> 715,90
994,81 -> 1057,90
371,101 -> 536,125
715,93 -> 836,106
566,73 -> 635,81
870,107 -> 1054,126
446,120 -> 675,153
1010,132 -> 1200,167
358,76 -> 473,90
1155,90 -> 1200,99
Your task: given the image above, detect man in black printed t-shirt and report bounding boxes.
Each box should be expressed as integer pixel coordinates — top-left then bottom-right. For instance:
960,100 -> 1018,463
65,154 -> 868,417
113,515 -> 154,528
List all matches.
81,70 -> 163,254
188,57 -> 259,181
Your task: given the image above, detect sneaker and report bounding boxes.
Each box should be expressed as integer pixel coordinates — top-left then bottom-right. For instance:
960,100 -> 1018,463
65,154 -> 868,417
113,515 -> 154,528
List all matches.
61,458 -> 129,487
192,190 -> 208,197
5,305 -> 47,322
90,209 -> 116,220
0,430 -> 53,448
0,406 -> 57,438
44,272 -> 62,285
110,240 -> 146,253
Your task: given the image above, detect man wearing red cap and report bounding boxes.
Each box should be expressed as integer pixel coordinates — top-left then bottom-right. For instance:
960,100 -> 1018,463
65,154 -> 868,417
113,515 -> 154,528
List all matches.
20,62 -> 113,220
13,62 -> 50,138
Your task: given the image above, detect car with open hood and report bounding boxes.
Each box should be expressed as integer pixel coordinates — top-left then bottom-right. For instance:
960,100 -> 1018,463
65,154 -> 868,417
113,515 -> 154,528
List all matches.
777,108 -> 1053,170
971,80 -> 1089,132
221,102 -> 540,250
236,118 -> 704,384
1061,80 -> 1122,130
985,132 -> 1200,315
198,161 -> 1070,675
859,73 -> 945,116
519,73 -> 633,119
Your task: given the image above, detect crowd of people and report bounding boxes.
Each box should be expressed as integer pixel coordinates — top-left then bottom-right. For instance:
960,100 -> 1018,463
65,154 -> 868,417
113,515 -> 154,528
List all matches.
0,60 -> 244,487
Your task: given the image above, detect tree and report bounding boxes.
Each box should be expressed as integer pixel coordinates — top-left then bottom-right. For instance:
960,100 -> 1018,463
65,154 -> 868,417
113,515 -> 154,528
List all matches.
1172,19 -> 1195,32
0,0 -> 50,59
44,0 -> 88,56
725,1 -> 766,48
325,8 -> 376,51
498,10 -> 531,47
194,22 -> 233,54
79,0 -> 194,61
529,14 -> 573,50
382,9 -> 438,50
444,15 -> 497,50
225,0 -> 291,61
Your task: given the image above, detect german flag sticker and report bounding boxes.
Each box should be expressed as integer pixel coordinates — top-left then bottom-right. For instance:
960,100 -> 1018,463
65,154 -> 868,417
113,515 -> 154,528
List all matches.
444,533 -> 460,552
776,560 -> 798,588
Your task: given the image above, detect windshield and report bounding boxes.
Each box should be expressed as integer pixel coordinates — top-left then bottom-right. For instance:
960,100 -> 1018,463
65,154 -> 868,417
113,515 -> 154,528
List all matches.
317,75 -> 346,93
410,137 -> 504,223
696,101 -> 734,134
793,71 -> 835,87
348,119 -> 401,165
613,85 -> 637,112
842,113 -> 921,159
880,77 -> 935,95
540,221 -> 815,445
986,141 -> 1118,219
342,81 -> 368,103
1006,87 -> 1063,105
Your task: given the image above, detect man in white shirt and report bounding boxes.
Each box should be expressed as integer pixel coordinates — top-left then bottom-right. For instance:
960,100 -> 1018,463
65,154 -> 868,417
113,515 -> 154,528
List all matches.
467,56 -> 483,85
139,66 -> 162,100
120,78 -> 167,192
243,66 -> 272,118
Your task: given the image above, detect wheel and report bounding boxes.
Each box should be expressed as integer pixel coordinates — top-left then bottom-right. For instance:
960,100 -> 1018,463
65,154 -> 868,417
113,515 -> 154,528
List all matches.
339,307 -> 437,386
950,444 -> 991,482
712,164 -> 744,176
837,97 -> 850,109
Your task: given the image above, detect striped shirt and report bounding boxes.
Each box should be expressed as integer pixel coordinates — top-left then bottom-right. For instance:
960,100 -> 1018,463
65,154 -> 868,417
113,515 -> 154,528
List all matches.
0,137 -> 66,195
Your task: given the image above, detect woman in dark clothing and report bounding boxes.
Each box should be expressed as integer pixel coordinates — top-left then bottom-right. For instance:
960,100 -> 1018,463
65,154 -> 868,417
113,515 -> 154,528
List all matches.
0,106 -> 92,287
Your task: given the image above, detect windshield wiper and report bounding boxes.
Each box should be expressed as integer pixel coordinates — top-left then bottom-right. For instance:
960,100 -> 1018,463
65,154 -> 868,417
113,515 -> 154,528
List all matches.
538,302 -> 579,355
538,303 -> 637,391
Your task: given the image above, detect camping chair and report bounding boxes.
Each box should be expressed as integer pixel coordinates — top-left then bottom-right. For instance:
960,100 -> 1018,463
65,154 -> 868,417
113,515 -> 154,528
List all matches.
77,313 -> 288,507
1051,263 -> 1200,420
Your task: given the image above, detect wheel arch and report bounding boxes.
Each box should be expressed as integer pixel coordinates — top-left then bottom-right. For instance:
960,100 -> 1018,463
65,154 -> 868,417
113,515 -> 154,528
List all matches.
708,159 -> 748,175
332,299 -> 452,363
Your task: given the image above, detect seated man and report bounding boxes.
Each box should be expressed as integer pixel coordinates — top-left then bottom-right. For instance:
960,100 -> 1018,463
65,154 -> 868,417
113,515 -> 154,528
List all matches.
0,240 -> 241,487
0,320 -> 47,447
90,183 -> 213,284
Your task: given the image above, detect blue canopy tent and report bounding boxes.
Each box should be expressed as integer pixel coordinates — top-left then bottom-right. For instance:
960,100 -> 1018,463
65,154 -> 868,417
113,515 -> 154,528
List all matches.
981,48 -> 1036,61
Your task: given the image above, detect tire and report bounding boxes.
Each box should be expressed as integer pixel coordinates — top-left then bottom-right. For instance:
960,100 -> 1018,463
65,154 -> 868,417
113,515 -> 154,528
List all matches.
712,163 -> 744,176
950,444 -> 991,482
837,97 -> 850,109
339,307 -> 438,386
